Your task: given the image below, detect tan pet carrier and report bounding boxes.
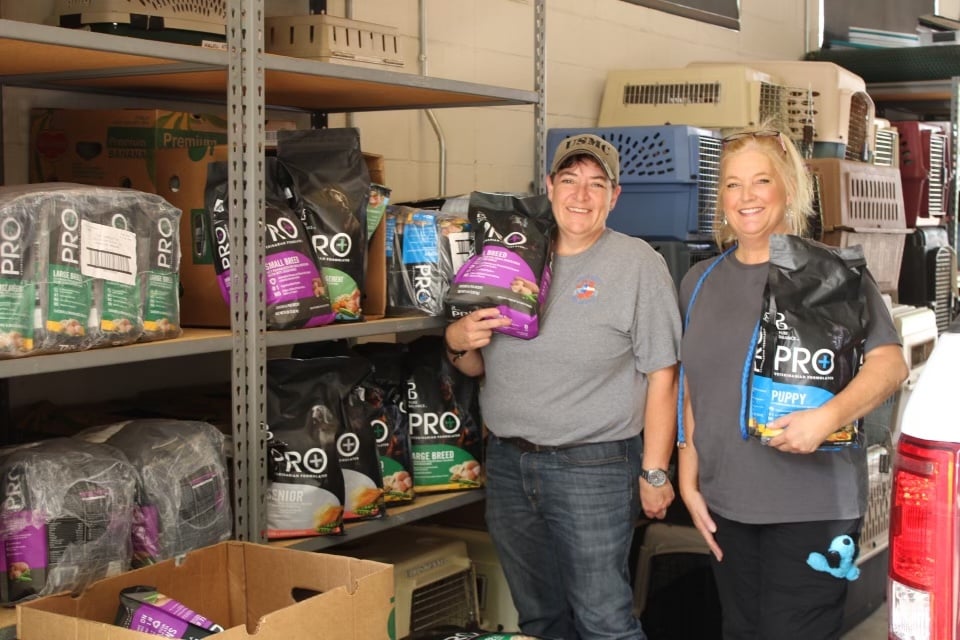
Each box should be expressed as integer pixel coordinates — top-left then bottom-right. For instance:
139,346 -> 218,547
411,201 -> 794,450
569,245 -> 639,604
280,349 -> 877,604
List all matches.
740,61 -> 875,162
265,14 -> 406,69
52,0 -> 226,36
598,64 -> 790,132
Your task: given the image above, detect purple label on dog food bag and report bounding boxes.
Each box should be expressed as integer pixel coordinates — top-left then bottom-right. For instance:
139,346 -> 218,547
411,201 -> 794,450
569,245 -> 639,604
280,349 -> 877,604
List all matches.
4,514 -> 48,567
264,250 -> 336,328
452,247 -> 543,339
453,246 -> 536,289
131,606 -> 193,637
131,505 -> 160,566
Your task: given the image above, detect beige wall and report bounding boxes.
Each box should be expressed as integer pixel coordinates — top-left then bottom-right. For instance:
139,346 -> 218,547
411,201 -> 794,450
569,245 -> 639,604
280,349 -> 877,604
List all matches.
2,0 -> 816,201
339,0 -> 817,201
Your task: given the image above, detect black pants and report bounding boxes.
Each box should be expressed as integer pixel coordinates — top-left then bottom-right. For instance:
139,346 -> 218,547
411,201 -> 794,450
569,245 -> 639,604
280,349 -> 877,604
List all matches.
710,512 -> 861,640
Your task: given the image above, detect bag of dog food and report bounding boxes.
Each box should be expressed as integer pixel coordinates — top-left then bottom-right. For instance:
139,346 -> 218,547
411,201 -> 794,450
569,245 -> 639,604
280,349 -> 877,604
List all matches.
406,336 -> 484,493
353,342 -> 416,504
278,128 -> 369,322
748,235 -> 869,448
385,206 -> 472,317
0,438 -> 137,603
205,158 -> 336,330
115,585 -> 224,639
445,192 -> 554,339
0,187 -> 41,357
76,419 -> 231,568
139,200 -> 182,342
265,356 -> 371,538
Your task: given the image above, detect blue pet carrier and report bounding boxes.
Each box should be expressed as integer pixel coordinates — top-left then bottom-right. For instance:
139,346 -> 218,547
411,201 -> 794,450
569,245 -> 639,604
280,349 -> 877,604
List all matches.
545,126 -> 722,241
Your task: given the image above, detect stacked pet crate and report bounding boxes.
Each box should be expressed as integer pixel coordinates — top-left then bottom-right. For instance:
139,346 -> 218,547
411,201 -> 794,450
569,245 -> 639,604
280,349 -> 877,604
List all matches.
740,60 -> 875,162
890,121 -> 951,226
885,121 -> 957,330
805,158 -> 909,296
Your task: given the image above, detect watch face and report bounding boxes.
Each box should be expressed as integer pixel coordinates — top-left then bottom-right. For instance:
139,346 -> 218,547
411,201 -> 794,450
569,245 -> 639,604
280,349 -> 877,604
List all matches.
644,468 -> 668,487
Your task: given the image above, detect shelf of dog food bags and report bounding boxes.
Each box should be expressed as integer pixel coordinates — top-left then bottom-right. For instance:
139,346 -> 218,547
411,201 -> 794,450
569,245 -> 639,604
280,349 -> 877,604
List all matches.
0,317 -> 446,378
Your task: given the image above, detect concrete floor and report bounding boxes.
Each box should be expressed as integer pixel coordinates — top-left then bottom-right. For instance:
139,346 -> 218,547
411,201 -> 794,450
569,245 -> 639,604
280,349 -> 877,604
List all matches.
842,601 -> 887,639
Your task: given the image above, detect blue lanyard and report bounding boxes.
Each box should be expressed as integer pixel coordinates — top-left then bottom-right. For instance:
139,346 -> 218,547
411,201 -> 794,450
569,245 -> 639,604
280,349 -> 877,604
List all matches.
677,245 -> 757,446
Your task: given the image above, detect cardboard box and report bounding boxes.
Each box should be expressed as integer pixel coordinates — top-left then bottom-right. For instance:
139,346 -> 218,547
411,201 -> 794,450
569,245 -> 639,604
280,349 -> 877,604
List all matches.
17,541 -> 394,640
155,145 -> 230,327
158,146 -> 387,327
29,108 -> 230,191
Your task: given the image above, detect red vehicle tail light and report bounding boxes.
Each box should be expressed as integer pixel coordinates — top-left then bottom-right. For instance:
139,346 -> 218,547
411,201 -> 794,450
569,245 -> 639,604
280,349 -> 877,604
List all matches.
888,433 -> 960,639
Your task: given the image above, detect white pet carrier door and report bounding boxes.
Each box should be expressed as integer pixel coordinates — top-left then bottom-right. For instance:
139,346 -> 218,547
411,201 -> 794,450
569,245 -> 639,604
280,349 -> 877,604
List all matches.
329,530 -> 481,639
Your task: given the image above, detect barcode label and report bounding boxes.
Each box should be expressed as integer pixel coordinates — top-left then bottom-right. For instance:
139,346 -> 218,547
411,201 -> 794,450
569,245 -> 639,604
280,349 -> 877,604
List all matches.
80,220 -> 137,285
448,231 -> 473,273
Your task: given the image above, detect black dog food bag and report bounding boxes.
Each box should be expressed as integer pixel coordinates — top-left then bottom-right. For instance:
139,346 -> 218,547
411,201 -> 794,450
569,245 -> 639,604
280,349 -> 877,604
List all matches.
749,235 -> 869,448
75,419 -> 231,568
265,356 -> 372,538
405,335 -> 484,493
204,158 -> 335,330
0,438 -> 137,603
445,192 -> 554,339
277,128 -> 369,322
353,341 -> 416,504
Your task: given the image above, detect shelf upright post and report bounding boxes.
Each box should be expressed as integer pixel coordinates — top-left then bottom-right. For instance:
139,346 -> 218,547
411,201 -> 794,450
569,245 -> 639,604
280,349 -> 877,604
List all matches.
533,0 -> 546,194
952,76 -> 959,254
227,0 -> 267,542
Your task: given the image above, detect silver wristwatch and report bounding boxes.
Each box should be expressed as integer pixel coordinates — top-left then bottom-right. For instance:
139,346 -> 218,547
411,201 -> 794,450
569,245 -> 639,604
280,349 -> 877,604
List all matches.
640,468 -> 669,487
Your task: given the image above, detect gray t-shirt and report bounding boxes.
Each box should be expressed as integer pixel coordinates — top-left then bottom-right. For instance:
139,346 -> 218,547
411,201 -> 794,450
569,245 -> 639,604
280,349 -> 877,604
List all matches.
678,250 -> 900,523
480,229 -> 682,446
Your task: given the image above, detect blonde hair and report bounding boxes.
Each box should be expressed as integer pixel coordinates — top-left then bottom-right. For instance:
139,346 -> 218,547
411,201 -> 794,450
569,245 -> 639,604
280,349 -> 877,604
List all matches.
713,121 -> 812,248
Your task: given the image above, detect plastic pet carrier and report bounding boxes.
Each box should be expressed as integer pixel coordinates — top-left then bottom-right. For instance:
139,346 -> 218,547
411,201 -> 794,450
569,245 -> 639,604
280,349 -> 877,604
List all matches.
891,121 -> 951,226
805,158 -> 906,232
265,14 -> 406,68
330,529 -> 480,639
546,125 -> 722,241
598,64 -> 790,132
741,61 -> 874,162
898,225 -> 957,333
52,0 -> 226,43
872,118 -> 900,167
806,158 -> 910,294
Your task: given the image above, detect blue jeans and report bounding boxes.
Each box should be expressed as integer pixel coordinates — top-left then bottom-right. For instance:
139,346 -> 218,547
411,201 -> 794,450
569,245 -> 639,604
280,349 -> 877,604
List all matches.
485,433 -> 646,640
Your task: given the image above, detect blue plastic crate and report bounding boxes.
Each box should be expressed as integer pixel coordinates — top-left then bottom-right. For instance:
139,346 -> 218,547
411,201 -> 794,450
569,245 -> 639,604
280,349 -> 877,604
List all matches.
546,126 -> 722,241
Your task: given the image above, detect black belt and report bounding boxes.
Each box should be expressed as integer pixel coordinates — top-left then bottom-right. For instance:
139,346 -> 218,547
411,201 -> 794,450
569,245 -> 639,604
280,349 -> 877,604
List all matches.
498,436 -> 576,453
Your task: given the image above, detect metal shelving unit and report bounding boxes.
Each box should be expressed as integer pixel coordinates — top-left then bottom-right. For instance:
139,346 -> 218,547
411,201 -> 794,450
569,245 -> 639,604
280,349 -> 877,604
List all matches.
0,0 -> 540,565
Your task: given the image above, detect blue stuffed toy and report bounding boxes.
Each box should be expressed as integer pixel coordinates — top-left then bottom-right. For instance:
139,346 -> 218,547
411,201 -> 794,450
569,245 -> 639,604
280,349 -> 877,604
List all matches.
807,534 -> 860,581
